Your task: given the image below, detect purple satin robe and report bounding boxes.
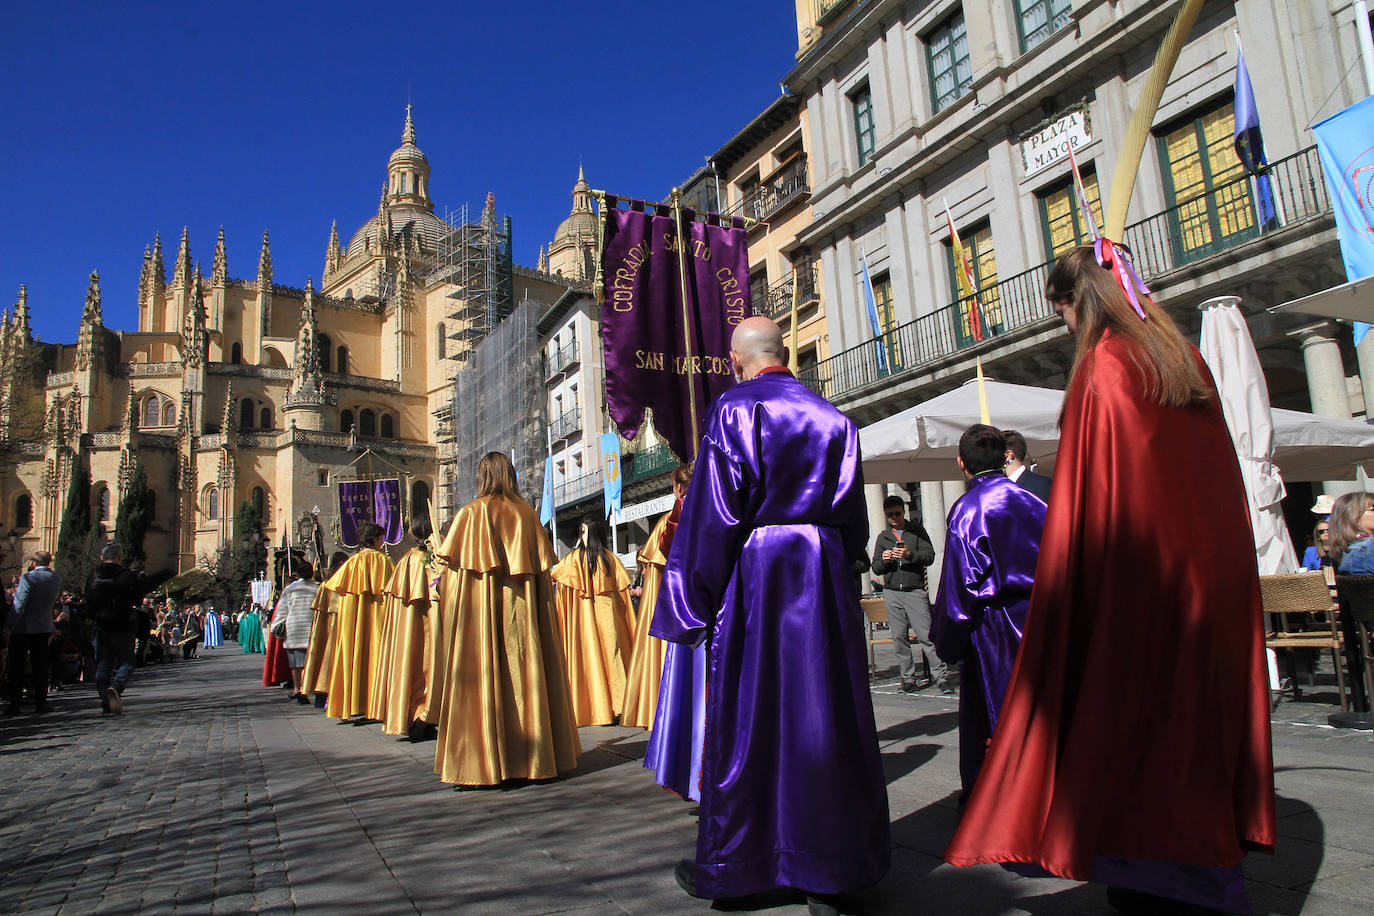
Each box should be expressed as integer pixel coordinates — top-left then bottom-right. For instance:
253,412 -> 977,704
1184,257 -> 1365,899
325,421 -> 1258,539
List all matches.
642,640 -> 705,801
650,372 -> 890,899
931,473 -> 1045,798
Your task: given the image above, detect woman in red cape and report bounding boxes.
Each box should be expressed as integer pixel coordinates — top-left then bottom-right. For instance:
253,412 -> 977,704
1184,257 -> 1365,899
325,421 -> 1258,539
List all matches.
943,245 -> 1276,914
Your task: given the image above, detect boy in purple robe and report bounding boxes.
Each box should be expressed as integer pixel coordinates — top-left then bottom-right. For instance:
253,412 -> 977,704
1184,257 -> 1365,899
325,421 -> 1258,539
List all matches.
931,424 -> 1046,801
651,317 -> 890,912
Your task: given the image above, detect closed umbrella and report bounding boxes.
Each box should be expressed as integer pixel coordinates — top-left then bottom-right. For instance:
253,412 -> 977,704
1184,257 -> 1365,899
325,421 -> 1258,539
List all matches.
1198,298 -> 1298,574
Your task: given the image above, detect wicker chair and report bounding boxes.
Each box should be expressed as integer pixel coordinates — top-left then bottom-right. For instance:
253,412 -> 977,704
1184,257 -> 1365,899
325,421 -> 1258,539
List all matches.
860,596 -> 892,679
1258,569 -> 1347,711
1334,574 -> 1374,738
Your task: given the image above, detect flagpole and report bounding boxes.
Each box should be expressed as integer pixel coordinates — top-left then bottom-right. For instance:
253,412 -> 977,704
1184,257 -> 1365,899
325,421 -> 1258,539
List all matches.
671,187 -> 700,460
546,423 -> 558,550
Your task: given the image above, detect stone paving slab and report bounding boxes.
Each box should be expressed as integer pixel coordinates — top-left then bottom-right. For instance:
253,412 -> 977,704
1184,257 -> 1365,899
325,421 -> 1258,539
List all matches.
0,648 -> 1370,914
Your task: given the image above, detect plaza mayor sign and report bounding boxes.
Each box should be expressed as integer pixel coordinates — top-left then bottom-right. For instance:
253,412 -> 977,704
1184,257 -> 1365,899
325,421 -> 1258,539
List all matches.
1020,106 -> 1092,179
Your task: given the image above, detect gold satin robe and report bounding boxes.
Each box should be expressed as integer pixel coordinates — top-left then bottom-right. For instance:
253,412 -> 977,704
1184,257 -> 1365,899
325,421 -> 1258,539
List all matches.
301,586 -> 338,694
550,547 -> 635,727
322,548 -> 395,720
377,547 -> 439,735
620,512 -> 672,728
431,495 -> 581,786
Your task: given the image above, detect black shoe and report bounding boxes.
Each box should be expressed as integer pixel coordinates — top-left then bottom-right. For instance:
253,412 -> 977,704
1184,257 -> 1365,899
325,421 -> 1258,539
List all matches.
674,859 -> 705,899
807,894 -> 841,916
296,694 -> 311,705
939,682 -> 957,696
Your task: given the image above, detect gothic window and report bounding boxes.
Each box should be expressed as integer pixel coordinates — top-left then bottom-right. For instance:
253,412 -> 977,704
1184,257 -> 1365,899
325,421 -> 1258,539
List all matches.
146,490 -> 157,525
15,493 -> 32,529
208,486 -> 220,520
411,480 -> 430,521
231,342 -> 243,364
380,414 -> 395,439
437,324 -> 447,360
337,346 -> 349,375
241,398 -> 255,429
340,410 -> 355,434
96,486 -> 110,523
359,409 -> 377,438
251,486 -> 265,516
162,400 -> 176,427
143,396 -> 160,428
318,334 -> 332,373
260,406 -> 272,429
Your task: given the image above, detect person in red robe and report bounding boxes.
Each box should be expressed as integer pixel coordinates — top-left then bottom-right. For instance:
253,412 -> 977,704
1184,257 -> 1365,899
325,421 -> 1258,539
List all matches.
943,243 -> 1276,914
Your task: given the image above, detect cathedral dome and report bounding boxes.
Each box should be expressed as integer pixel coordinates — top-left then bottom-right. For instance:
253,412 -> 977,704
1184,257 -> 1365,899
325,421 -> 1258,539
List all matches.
342,107 -> 445,260
347,205 -> 449,257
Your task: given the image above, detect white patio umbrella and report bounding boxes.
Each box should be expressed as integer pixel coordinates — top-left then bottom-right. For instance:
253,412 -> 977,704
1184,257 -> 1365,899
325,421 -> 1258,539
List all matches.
1199,297 -> 1299,575
859,379 -> 1064,483
861,378 -> 1374,486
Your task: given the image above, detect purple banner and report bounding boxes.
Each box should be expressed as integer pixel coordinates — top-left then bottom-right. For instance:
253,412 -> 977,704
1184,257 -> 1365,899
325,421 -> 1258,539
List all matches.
600,203 -> 752,461
337,478 -> 404,547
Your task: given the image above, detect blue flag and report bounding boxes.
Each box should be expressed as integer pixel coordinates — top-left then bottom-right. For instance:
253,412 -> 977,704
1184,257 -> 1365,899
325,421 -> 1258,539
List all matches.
600,432 -> 623,520
1232,38 -> 1277,229
1314,95 -> 1374,346
539,454 -> 554,527
859,252 -> 888,372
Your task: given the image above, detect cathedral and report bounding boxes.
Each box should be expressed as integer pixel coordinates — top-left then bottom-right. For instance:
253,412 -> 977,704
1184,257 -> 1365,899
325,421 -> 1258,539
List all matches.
0,109 -> 590,576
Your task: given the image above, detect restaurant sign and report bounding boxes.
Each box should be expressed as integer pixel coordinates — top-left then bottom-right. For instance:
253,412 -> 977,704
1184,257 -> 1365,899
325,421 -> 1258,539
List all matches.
1020,106 -> 1092,179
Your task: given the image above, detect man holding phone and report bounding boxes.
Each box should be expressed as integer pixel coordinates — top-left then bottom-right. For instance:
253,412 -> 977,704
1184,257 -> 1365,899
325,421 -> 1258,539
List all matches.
872,495 -> 949,694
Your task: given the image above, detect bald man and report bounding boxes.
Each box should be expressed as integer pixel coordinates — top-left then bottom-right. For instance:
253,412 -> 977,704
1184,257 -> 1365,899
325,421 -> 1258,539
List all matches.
652,316 -> 890,912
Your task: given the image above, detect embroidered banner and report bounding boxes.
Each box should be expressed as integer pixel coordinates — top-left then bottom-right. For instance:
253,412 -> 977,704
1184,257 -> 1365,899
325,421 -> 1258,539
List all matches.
337,478 -> 404,547
600,203 -> 751,460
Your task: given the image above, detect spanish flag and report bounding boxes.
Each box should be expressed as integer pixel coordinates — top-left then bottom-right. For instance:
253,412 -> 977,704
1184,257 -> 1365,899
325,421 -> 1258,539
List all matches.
945,201 -> 983,342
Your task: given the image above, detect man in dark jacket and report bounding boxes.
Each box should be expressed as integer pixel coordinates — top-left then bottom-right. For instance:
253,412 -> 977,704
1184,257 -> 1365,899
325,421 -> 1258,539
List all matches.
1002,430 -> 1051,504
872,495 -> 949,694
4,551 -> 62,715
86,543 -> 144,714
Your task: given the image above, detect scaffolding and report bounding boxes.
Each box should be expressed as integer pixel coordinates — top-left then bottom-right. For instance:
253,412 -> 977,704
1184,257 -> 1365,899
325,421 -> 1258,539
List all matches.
446,297 -> 543,513
432,196 -> 518,516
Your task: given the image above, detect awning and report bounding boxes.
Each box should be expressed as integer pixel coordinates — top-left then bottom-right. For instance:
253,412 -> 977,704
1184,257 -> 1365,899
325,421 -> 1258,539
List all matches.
1268,276 -> 1374,322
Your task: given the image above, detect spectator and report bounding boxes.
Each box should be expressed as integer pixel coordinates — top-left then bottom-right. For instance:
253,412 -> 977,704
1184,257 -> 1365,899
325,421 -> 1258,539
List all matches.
870,494 -> 945,693
1302,518 -> 1333,571
4,551 -> 62,715
1328,492 -> 1374,573
1001,429 -> 1052,503
270,561 -> 318,704
86,542 -> 145,715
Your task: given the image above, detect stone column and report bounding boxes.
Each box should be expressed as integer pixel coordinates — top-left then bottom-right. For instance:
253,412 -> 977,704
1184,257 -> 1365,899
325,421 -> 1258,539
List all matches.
865,483 -> 888,588
1290,321 -> 1356,496
1356,332 -> 1374,418
920,481 -> 947,599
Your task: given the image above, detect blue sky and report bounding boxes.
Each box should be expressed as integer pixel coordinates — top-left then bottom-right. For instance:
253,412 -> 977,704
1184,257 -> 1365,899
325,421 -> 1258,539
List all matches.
1,1 -> 799,344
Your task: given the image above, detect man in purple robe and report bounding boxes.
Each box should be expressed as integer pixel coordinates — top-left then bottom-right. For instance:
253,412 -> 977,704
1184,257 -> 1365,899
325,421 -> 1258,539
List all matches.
651,316 -> 890,911
931,424 -> 1046,802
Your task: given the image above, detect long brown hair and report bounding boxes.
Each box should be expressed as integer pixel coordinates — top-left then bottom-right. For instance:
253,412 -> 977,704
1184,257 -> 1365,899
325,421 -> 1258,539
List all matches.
1046,245 -> 1211,414
1328,491 -> 1374,564
475,451 -> 521,500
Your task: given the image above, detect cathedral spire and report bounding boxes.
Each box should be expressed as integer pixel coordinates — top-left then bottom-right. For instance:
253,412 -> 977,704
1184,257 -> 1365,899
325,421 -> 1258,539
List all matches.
325,220 -> 342,276
123,383 -> 138,435
212,226 -> 228,286
83,270 -> 102,324
572,165 -> 592,213
184,263 -> 208,368
151,233 -> 166,298
221,382 -> 235,435
257,230 -> 273,290
376,187 -> 393,253
173,226 -> 192,289
14,285 -> 30,339
403,103 -> 416,146
138,246 -> 151,307
75,270 -> 102,371
537,244 -> 548,273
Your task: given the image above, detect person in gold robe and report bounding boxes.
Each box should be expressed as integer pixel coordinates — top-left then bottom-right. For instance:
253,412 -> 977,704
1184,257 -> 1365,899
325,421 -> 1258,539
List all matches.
377,517 -> 440,739
301,554 -> 346,704
621,465 -> 691,728
551,517 -> 635,727
322,523 -> 394,722
431,452 -> 581,786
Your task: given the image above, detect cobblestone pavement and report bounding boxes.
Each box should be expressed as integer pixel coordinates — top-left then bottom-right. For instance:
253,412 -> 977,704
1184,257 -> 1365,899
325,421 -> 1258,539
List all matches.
1,648 -> 1370,915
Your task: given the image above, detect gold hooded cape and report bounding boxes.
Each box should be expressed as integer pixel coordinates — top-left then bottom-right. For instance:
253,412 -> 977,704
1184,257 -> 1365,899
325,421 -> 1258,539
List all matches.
550,546 -> 635,727
322,548 -> 395,719
375,546 -> 439,735
620,511 -> 672,728
430,495 -> 581,786
301,585 -> 338,694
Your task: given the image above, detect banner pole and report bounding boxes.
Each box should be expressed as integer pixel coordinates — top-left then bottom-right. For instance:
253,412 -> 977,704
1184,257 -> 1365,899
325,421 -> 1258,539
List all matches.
788,264 -> 800,374
671,187 -> 701,459
547,423 -> 559,550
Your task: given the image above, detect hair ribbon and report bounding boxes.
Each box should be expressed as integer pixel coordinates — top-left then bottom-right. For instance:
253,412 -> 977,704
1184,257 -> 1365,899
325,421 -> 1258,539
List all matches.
1094,238 -> 1151,320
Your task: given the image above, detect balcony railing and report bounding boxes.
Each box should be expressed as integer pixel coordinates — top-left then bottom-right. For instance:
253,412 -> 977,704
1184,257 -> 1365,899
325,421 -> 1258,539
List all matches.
629,443 -> 677,482
761,262 -> 821,320
556,467 -> 603,507
800,146 -> 1330,404
551,407 -> 582,442
731,155 -> 810,224
545,340 -> 581,379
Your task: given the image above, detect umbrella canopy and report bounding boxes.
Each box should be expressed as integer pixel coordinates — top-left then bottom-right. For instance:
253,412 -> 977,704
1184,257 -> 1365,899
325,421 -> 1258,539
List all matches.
1199,300 -> 1299,575
859,379 -> 1063,483
861,379 -> 1374,485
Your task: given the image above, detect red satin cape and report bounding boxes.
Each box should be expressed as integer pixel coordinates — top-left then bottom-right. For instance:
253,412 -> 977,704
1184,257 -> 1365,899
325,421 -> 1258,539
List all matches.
944,332 -> 1276,877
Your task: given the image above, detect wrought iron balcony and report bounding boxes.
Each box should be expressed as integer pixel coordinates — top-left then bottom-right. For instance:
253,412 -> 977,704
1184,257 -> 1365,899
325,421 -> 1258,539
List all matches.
761,262 -> 821,320
544,340 -> 581,379
733,156 -> 810,224
556,467 -> 603,507
629,443 -> 677,482
550,407 -> 582,442
799,146 -> 1331,404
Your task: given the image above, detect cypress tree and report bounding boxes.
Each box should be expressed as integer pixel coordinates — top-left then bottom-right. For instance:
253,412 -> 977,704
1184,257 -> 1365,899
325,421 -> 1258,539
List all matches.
113,459 -> 152,566
54,451 -> 96,586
